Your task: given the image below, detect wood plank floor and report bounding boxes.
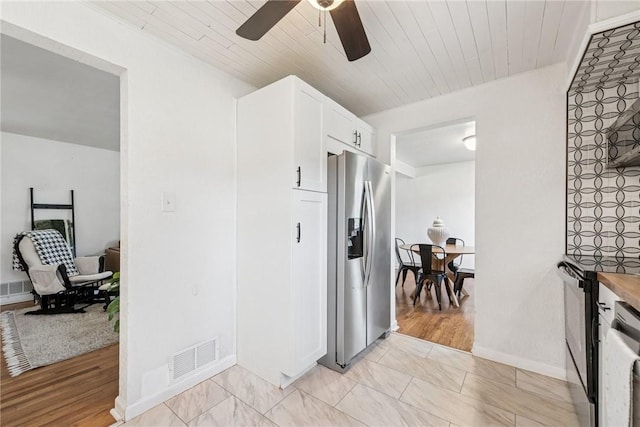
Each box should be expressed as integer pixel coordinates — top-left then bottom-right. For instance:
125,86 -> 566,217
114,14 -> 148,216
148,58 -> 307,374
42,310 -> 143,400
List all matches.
1,301 -> 118,427
395,272 -> 474,352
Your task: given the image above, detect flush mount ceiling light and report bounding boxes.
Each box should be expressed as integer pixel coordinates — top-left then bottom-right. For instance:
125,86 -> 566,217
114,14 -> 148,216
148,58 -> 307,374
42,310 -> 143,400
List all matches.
235,0 -> 371,61
463,135 -> 476,151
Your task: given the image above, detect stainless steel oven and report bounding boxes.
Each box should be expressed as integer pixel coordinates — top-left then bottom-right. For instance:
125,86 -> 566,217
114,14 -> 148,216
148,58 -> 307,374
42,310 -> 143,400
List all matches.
559,255 -> 640,427
557,259 -> 598,427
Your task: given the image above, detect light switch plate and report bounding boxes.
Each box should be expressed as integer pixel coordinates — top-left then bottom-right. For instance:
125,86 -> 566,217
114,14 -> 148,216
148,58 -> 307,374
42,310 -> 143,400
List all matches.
161,192 -> 176,212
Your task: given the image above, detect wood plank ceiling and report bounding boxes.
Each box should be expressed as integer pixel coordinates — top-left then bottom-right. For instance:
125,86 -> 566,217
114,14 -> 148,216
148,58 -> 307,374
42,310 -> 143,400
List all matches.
91,0 -> 589,116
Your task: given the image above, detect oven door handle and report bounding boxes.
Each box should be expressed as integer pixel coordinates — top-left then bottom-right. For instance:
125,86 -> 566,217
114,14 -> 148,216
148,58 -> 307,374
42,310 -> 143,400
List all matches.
557,262 -> 582,288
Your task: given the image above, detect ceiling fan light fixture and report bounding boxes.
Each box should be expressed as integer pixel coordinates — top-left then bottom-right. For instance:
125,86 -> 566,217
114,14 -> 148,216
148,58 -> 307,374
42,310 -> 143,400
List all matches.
463,135 -> 476,151
236,0 -> 370,61
307,0 -> 345,11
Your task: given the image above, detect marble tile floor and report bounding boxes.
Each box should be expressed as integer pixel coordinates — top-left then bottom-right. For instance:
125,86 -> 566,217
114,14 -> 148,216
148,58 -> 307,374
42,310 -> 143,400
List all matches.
117,333 -> 579,427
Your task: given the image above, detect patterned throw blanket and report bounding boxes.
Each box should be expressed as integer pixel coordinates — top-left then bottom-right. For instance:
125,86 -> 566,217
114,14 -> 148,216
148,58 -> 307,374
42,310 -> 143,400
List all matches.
33,219 -> 74,256
12,230 -> 79,276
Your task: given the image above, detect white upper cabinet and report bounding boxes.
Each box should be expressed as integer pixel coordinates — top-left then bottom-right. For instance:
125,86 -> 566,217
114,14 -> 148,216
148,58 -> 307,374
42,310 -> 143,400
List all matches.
237,75 -> 326,193
294,84 -> 325,192
326,101 -> 357,146
355,121 -> 374,156
324,98 -> 376,157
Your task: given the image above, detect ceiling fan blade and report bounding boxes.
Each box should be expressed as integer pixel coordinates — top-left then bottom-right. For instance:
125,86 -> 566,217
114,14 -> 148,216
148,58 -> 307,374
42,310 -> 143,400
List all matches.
236,0 -> 302,41
330,0 -> 371,61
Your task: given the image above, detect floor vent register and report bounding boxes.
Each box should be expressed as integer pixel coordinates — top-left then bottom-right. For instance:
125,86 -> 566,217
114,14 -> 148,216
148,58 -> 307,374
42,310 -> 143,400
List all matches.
170,338 -> 218,382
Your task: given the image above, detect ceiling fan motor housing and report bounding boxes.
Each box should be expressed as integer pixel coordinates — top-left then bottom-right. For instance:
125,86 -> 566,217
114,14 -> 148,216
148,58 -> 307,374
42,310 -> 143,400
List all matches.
317,0 -> 334,9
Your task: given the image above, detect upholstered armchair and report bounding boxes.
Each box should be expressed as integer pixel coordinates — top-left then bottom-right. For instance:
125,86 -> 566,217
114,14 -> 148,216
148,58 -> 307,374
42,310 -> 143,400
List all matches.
13,230 -> 113,314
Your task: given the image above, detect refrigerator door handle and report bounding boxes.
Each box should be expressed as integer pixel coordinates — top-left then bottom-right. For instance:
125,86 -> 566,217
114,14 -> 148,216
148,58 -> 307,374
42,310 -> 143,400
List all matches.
360,185 -> 367,286
364,181 -> 375,288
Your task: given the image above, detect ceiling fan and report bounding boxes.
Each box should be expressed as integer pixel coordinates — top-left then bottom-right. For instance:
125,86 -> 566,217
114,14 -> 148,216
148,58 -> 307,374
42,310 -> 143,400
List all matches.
236,0 -> 371,62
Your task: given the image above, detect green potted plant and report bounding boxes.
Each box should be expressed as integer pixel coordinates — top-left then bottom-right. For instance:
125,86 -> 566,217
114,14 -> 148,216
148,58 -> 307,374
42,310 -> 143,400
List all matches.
106,272 -> 120,332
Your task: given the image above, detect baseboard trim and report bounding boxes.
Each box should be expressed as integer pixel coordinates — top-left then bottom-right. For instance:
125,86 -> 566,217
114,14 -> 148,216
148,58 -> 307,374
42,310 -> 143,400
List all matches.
472,345 -> 566,380
109,408 -> 123,425
108,395 -> 126,425
123,354 -> 236,421
389,320 -> 399,332
280,362 -> 316,389
0,293 -> 33,305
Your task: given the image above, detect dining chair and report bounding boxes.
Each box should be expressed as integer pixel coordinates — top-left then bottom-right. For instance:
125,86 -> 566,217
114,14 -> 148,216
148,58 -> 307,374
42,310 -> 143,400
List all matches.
395,238 -> 420,288
445,237 -> 473,298
446,237 -> 465,275
411,244 -> 449,310
454,268 -> 475,298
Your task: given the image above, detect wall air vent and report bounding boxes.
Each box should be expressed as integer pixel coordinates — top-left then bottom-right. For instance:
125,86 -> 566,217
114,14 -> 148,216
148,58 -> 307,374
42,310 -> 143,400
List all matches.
196,340 -> 217,368
0,280 -> 34,305
170,338 -> 218,382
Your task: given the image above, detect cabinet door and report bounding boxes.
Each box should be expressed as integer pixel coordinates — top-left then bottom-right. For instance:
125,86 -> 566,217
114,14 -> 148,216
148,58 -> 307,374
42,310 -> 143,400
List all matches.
325,100 -> 357,146
294,85 -> 325,192
598,312 -> 606,427
355,124 -> 375,157
286,190 -> 327,377
597,282 -> 620,427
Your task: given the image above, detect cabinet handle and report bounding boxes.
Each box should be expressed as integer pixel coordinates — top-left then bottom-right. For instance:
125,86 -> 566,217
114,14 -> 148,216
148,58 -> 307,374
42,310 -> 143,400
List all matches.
296,222 -> 301,243
353,130 -> 358,146
296,166 -> 301,187
598,302 -> 611,312
357,132 -> 362,146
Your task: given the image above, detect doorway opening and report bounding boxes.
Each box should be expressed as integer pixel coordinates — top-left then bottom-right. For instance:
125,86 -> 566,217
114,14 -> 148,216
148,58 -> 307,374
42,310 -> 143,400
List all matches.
0,29 -> 124,425
393,119 -> 476,352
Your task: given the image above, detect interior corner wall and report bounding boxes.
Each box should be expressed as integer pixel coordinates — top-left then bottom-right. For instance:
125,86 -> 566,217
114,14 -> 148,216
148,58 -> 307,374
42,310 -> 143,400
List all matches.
0,132 -> 120,284
395,161 -> 475,269
0,1 -> 255,419
365,63 -> 568,377
593,1 -> 640,22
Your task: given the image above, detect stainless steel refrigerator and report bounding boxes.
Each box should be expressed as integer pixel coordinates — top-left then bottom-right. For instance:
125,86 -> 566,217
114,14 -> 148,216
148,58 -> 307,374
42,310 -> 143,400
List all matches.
320,151 -> 391,372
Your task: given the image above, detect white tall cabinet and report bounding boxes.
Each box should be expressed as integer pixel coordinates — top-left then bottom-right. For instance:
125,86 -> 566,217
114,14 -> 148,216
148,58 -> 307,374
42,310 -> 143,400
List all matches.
236,76 -> 328,386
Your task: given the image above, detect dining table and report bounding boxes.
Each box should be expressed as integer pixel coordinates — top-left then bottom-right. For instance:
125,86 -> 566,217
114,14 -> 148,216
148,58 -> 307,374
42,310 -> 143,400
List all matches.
399,243 -> 475,308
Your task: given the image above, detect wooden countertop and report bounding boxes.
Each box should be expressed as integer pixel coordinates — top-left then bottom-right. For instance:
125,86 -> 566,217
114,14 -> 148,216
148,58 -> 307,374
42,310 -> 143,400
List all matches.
598,272 -> 640,311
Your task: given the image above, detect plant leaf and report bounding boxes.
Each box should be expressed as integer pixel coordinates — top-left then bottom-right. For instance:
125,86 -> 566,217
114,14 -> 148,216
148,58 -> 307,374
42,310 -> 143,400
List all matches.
108,271 -> 120,285
107,296 -> 120,315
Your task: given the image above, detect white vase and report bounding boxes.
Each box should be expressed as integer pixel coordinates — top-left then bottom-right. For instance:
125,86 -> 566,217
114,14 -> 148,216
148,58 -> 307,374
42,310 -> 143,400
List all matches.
427,217 -> 450,247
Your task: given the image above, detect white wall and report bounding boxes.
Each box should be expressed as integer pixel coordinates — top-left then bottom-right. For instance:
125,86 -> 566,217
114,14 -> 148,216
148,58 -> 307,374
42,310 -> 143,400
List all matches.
396,161 -> 475,269
0,132 -> 120,284
366,63 -> 567,377
0,1 -> 254,419
592,0 -> 640,22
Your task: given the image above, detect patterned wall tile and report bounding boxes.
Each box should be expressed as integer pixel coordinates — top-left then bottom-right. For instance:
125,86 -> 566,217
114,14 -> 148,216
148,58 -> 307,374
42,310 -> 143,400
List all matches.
567,21 -> 640,259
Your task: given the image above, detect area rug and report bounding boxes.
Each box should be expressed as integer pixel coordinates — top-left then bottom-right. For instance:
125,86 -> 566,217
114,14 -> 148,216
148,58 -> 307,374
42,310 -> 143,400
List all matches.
0,304 -> 119,377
